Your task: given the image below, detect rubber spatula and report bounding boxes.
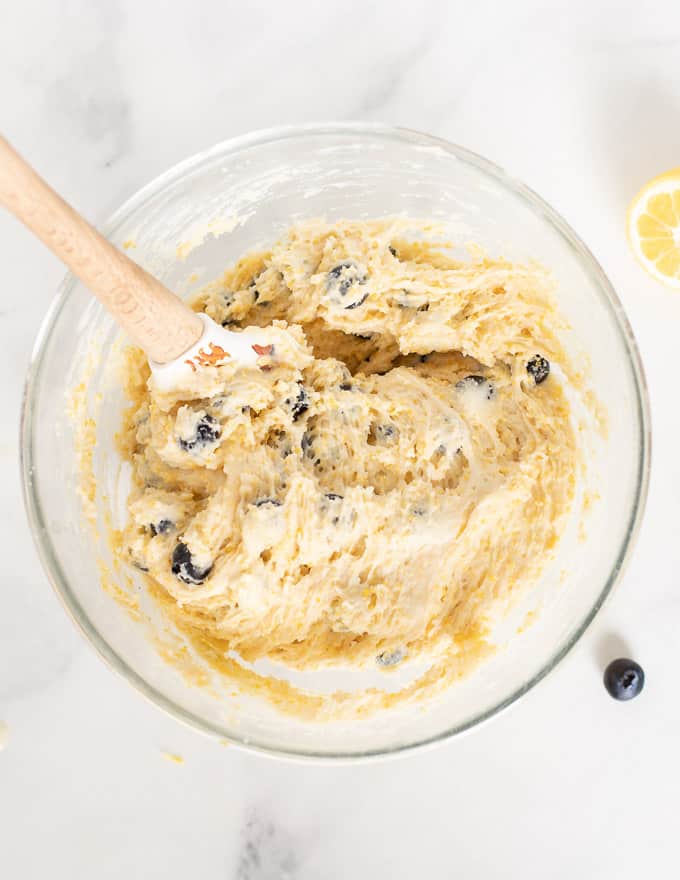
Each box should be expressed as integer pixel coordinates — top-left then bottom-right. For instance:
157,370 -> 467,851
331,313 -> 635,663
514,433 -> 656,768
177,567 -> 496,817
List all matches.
0,135 -> 271,390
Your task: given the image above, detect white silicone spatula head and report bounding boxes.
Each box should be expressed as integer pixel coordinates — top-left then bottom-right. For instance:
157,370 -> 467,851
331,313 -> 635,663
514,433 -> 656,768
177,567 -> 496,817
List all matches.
149,312 -> 269,392
0,135 -> 268,385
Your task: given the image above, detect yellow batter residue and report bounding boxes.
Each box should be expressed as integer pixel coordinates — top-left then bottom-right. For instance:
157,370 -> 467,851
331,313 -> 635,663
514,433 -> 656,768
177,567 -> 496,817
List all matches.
116,218 -> 584,719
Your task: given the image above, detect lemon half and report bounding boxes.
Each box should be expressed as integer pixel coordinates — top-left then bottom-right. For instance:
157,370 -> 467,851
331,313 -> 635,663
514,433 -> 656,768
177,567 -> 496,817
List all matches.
627,168 -> 680,289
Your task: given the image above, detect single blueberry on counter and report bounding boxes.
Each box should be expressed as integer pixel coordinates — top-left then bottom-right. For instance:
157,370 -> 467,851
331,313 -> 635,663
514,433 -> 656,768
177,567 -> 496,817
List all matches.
526,354 -> 550,384
171,542 -> 213,585
604,658 -> 645,701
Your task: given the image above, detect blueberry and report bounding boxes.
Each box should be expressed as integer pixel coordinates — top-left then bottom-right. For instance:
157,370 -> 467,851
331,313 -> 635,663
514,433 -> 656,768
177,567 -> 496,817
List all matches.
393,291 -> 429,311
171,542 -> 212,585
248,277 -> 270,307
526,355 -> 550,384
149,518 -> 174,537
377,648 -> 405,667
376,424 -> 397,441
248,276 -> 261,303
368,422 -> 399,446
344,292 -> 368,310
284,383 -> 310,422
255,498 -> 282,508
327,261 -> 367,295
265,428 -> 292,459
431,445 -> 448,464
322,493 -> 343,524
455,375 -> 496,400
219,292 -> 237,325
457,375 -> 485,388
178,414 -> 221,452
604,658 -> 645,701
325,261 -> 369,309
394,289 -> 421,310
301,431 -> 314,458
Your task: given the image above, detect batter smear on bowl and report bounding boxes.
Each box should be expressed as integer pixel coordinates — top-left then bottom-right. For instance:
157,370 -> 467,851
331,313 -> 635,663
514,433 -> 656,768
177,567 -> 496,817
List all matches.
117,218 -> 581,719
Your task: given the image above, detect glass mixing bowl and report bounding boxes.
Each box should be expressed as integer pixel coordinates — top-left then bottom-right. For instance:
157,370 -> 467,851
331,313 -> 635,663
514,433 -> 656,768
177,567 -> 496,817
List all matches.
21,124 -> 650,759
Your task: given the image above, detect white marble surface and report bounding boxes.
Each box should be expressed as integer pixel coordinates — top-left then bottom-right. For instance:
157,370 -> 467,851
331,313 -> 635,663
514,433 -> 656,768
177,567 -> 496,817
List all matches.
2,1 -> 680,876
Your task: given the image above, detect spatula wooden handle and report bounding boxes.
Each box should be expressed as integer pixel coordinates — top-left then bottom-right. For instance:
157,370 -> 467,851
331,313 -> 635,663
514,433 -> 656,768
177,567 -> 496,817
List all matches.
0,135 -> 203,364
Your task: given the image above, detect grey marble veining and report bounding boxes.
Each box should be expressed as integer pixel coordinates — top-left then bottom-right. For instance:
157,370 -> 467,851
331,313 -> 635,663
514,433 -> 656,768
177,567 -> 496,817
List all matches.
234,810 -> 298,880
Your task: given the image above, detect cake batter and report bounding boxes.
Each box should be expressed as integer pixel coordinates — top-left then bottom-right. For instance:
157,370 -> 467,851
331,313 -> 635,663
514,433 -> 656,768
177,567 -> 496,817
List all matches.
118,219 -> 579,717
